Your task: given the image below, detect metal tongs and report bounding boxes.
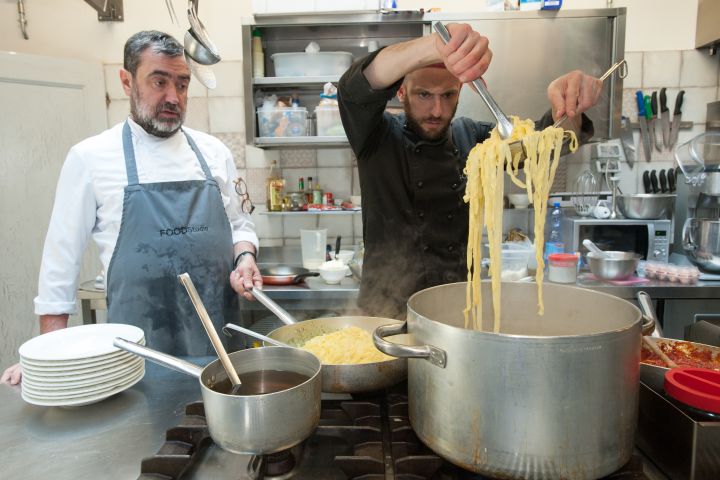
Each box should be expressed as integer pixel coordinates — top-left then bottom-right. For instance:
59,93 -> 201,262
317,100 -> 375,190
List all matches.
432,22 -> 627,160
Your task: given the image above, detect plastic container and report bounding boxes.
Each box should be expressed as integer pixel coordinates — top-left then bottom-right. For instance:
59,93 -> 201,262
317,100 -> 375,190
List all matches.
547,253 -> 579,283
499,243 -> 534,281
315,105 -> 346,137
257,107 -> 308,137
271,52 -> 353,77
643,262 -> 700,284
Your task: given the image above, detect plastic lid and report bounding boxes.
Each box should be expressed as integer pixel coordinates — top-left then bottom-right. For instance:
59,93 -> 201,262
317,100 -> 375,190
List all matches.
547,253 -> 578,266
252,29 -> 262,37
665,368 -> 720,415
553,202 -> 560,208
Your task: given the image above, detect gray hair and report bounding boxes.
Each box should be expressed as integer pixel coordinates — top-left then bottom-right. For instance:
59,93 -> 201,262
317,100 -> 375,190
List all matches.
123,30 -> 184,76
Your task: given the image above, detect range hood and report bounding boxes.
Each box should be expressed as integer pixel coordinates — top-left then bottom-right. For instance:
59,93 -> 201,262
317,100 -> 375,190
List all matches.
83,0 -> 123,22
696,0 -> 720,51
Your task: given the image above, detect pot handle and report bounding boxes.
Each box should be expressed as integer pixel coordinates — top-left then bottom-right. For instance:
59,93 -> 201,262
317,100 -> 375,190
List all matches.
636,292 -> 661,337
293,272 -> 319,284
373,322 -> 447,368
114,337 -> 203,378
682,218 -> 697,252
250,288 -> 297,325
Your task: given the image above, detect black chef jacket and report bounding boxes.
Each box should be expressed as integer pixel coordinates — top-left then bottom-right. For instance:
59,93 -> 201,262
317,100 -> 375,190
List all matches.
338,49 -> 594,319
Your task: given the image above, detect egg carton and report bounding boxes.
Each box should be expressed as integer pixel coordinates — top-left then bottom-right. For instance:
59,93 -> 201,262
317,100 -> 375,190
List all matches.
643,262 -> 700,284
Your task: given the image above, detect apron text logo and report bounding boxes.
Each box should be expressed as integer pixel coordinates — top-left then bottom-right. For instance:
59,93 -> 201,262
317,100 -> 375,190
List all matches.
159,225 -> 209,237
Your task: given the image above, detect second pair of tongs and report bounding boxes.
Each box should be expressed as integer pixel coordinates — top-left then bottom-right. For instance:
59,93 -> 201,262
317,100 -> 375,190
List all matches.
432,22 -> 627,161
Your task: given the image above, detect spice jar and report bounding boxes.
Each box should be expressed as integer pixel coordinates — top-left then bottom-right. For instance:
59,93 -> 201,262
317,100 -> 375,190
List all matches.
547,253 -> 579,283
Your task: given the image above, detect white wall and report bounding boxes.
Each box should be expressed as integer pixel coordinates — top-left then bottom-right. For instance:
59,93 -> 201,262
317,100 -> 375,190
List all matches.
0,0 -> 703,62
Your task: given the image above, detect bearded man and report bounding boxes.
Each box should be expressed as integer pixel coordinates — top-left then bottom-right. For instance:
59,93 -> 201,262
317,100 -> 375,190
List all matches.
338,23 -> 602,318
1,31 -> 261,385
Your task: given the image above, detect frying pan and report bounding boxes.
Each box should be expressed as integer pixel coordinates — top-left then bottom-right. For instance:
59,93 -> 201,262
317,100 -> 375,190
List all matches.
260,265 -> 319,286
231,288 -> 408,393
113,338 -> 321,454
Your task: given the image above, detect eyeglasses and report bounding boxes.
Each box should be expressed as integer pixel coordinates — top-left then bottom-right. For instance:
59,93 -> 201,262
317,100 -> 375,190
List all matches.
234,177 -> 255,215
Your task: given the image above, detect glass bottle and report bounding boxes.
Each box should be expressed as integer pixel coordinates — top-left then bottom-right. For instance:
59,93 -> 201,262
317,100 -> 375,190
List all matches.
266,160 -> 284,212
306,176 -> 314,203
312,182 -> 323,205
252,29 -> 265,78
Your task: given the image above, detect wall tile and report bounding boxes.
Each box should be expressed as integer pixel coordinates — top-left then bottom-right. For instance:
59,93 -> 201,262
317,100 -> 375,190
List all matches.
317,148 -> 352,167
680,50 -> 720,88
245,145 -> 278,168
209,61 -> 244,98
246,167 -> 269,206
621,88 -> 641,120
185,97 -> 210,132
104,64 -> 125,100
283,215 -> 320,237
317,167 -> 352,199
352,166 -> 361,195
259,238 -> 284,247
622,52 -> 643,89
107,98 -> 129,127
282,168 -> 318,191
279,149 -> 316,167
208,97 -> 245,133
285,238 -> 301,246
188,73 -> 208,99
680,87 -> 717,124
352,213 -> 363,238
215,133 -> 247,168
319,215 -> 354,239
643,51 -> 681,88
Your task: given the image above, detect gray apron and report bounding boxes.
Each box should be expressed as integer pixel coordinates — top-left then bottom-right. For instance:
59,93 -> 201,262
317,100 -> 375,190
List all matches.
106,121 -> 237,356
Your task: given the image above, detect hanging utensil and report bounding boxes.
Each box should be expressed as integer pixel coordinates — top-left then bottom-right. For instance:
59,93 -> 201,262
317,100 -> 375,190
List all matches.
573,170 -> 598,216
164,0 -> 179,24
636,91 -> 652,162
334,235 -> 342,260
659,88 -> 670,150
185,51 -> 216,89
619,116 -> 636,169
659,169 -> 668,193
184,0 -> 221,65
178,273 -> 242,394
668,90 -> 685,150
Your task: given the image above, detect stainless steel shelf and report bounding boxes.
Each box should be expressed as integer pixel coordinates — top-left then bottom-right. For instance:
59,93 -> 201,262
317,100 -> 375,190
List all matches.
252,75 -> 341,87
254,136 -> 349,149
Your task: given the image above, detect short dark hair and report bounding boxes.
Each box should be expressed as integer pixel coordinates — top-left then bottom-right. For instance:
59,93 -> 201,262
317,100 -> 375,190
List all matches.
123,31 -> 184,76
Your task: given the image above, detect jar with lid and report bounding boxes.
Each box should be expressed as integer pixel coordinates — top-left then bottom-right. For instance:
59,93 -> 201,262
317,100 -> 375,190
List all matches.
252,29 -> 265,78
547,253 -> 579,283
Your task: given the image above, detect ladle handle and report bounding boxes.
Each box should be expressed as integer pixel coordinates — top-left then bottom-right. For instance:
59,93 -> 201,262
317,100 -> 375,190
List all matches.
582,239 -> 608,258
223,323 -> 290,348
432,22 -> 513,140
178,273 -> 241,387
636,291 -> 659,337
114,337 -> 203,378
250,288 -> 298,325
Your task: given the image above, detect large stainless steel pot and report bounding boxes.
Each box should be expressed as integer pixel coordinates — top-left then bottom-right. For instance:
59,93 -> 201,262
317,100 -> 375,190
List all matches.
374,282 -> 642,480
114,338 -> 321,455
683,218 -> 720,272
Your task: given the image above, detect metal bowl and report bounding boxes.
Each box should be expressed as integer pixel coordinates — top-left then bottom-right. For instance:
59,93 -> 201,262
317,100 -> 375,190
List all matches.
616,194 -> 676,220
587,251 -> 641,280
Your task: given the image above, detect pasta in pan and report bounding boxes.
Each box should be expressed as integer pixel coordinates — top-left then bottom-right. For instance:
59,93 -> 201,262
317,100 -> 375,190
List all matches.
464,116 -> 577,332
301,326 -> 394,364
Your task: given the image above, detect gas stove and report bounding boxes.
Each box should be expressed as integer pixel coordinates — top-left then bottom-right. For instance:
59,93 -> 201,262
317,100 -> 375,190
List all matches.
138,388 -> 652,480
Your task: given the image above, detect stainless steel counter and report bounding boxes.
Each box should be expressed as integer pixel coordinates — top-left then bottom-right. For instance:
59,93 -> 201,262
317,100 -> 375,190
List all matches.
1,358 -> 211,479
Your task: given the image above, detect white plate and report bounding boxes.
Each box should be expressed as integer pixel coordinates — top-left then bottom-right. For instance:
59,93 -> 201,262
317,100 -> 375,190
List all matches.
22,358 -> 144,387
21,367 -> 144,400
19,324 -> 144,362
20,345 -> 143,371
21,370 -> 145,407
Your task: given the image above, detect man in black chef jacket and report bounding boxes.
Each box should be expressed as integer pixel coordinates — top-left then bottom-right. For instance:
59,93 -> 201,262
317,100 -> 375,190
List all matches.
338,23 -> 602,318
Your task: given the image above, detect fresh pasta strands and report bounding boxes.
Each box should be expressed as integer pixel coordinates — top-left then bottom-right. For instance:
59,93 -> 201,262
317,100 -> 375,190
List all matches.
464,116 -> 577,331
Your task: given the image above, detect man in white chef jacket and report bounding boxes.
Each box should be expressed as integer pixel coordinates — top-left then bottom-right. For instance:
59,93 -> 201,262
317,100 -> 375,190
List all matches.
1,31 -> 261,385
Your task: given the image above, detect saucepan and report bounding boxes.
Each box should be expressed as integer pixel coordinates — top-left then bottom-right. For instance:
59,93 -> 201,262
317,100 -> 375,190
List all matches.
260,265 -> 319,285
227,288 -> 408,393
113,338 -> 321,455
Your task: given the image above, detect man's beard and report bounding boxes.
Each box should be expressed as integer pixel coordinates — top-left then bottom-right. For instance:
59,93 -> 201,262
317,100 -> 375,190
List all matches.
403,101 -> 456,141
130,86 -> 185,138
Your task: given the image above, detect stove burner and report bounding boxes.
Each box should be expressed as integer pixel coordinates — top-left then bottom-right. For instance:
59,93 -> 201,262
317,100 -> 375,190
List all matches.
138,394 -> 652,480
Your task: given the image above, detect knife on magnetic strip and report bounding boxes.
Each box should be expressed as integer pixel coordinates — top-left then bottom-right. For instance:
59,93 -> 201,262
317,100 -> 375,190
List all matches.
651,92 -> 662,151
668,90 -> 685,150
659,88 -> 670,149
636,91 -> 652,162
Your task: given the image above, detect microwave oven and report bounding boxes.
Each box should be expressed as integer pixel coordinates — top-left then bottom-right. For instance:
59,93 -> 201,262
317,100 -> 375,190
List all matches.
561,217 -> 672,262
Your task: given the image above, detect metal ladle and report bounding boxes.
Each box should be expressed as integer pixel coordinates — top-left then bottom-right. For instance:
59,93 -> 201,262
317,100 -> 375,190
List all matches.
223,323 -> 291,348
178,273 -> 242,393
184,0 -> 220,65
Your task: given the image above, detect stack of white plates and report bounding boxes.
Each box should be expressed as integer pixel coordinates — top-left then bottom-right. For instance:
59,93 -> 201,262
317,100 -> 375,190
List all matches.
19,324 -> 146,407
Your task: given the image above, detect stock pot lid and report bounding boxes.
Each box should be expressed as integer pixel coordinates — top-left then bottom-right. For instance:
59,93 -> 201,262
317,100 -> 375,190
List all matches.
665,368 -> 720,414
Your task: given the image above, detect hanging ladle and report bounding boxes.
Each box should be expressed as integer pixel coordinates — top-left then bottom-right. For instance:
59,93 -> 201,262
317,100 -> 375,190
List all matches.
178,273 -> 243,394
184,0 -> 221,66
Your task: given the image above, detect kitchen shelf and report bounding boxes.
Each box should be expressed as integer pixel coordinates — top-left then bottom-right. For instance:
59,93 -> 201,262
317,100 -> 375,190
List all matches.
260,210 -> 361,215
254,136 -> 349,149
252,75 -> 341,87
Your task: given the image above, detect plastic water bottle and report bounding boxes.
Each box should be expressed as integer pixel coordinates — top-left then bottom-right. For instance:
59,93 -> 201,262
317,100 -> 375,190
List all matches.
544,203 -> 565,260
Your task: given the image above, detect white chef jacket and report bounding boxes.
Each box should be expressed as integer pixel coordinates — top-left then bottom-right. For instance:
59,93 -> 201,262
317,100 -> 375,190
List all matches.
34,118 -> 259,316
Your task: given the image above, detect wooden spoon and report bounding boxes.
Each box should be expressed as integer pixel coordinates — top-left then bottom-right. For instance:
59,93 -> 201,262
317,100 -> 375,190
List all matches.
642,336 -> 678,369
178,273 -> 242,393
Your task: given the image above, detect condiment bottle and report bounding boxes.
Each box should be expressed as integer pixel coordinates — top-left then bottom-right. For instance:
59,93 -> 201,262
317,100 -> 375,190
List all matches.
266,160 -> 284,211
306,176 -> 314,203
299,177 -> 305,192
312,182 -> 323,205
252,29 -> 265,78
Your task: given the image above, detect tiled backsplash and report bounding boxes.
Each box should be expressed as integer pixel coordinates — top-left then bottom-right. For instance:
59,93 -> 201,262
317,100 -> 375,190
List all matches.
104,49 -> 720,248
565,49 -> 720,196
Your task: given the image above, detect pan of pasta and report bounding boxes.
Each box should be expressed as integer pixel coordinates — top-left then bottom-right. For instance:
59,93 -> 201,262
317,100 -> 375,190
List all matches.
266,316 -> 408,394
373,116 -> 644,479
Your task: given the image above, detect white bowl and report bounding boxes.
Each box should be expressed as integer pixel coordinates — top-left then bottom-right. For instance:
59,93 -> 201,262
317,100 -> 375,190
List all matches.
318,261 -> 347,284
508,194 -> 530,209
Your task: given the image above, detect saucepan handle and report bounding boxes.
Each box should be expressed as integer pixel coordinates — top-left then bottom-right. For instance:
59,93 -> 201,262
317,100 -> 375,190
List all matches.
636,291 -> 659,337
373,321 -> 447,368
114,337 -> 203,378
